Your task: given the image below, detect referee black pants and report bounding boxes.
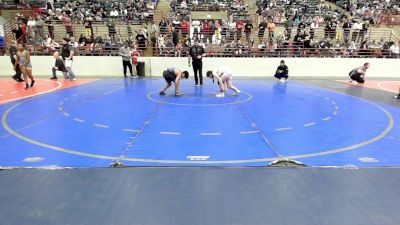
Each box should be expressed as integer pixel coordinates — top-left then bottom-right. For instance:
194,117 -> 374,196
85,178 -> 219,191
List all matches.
193,60 -> 203,85
122,60 -> 133,77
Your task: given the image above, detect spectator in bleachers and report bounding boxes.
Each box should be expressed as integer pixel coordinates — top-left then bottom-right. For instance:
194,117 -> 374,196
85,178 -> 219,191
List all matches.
159,18 -> 168,35
136,30 -> 147,50
35,15 -> 45,39
172,28 -> 179,46
267,19 -> 276,39
244,20 -> 253,43
258,19 -> 267,42
390,43 -> 400,58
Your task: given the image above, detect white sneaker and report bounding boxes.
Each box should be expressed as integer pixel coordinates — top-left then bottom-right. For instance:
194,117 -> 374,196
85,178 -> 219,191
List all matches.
279,78 -> 286,83
352,80 -> 358,84
216,93 -> 225,98
232,90 -> 241,96
194,84 -> 200,87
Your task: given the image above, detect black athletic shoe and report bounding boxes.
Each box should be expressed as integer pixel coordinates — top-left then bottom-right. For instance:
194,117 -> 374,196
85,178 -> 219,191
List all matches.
30,80 -> 35,88
24,83 -> 30,90
159,91 -> 165,95
17,78 -> 24,82
50,76 -> 58,80
12,75 -> 18,81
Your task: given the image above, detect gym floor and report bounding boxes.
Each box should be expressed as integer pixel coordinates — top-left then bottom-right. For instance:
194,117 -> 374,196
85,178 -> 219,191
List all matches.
0,78 -> 399,167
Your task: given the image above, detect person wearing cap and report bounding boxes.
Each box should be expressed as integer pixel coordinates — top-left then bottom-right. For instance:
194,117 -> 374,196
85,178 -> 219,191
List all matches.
119,41 -> 135,78
348,62 -> 370,84
206,66 -> 241,98
274,60 -> 289,83
159,68 -> 189,96
188,39 -> 205,86
61,37 -> 76,81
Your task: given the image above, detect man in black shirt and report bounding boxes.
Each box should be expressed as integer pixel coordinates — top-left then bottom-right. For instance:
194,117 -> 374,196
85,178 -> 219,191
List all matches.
274,60 -> 289,83
244,21 -> 253,43
136,30 -> 146,50
258,20 -> 267,42
349,62 -> 369,84
9,40 -> 23,82
50,51 -> 68,80
61,37 -> 76,81
188,39 -> 205,86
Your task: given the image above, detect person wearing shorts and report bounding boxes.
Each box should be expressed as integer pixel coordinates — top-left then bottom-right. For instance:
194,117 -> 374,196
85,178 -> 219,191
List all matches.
206,66 -> 241,97
17,43 -> 35,90
160,67 -> 189,96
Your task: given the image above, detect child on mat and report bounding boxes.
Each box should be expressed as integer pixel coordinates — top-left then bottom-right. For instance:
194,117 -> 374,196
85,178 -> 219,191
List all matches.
159,68 -> 189,96
206,66 -> 241,98
50,51 -> 68,80
349,62 -> 370,84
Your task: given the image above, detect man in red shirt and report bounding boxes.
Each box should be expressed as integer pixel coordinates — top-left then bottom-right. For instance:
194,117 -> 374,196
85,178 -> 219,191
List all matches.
236,20 -> 244,40
181,20 -> 190,36
202,20 -> 210,38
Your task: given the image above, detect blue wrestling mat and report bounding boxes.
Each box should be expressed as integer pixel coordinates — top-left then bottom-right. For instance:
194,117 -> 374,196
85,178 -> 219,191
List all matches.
0,79 -> 399,167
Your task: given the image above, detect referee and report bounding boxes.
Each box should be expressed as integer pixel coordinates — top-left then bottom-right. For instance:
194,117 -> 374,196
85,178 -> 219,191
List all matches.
188,39 -> 205,86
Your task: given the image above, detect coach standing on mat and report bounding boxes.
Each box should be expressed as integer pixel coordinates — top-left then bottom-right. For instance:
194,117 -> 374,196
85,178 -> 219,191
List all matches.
61,37 -> 76,81
188,39 -> 205,86
10,40 -> 23,82
119,41 -> 133,78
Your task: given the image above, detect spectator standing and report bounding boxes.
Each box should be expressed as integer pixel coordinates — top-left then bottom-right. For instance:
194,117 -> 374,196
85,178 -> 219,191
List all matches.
310,20 -> 318,40
159,18 -> 168,35
172,28 -> 179,46
258,19 -> 267,42
236,19 -> 244,41
136,30 -> 147,50
343,19 -> 351,41
359,21 -> 368,43
119,42 -> 133,78
351,20 -> 361,42
35,15 -> 45,39
390,43 -> 399,58
188,39 -> 206,86
267,19 -> 276,40
244,20 -> 253,43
